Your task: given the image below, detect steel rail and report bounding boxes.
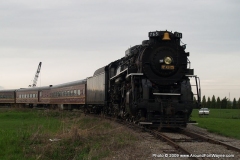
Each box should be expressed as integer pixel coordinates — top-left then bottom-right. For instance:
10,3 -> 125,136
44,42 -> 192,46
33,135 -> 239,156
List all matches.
91,115 -> 198,159
148,129 -> 198,160
181,130 -> 240,153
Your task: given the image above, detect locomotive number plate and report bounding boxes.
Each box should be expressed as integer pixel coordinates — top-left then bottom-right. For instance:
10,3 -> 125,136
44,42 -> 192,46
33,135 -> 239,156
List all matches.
161,65 -> 174,70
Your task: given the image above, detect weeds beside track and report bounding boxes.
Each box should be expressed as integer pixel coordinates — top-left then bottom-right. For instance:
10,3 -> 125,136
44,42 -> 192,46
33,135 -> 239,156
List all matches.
0,108 -> 139,160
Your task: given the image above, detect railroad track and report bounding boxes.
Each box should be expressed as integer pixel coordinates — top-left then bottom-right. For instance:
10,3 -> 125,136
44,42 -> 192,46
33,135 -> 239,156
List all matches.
147,129 -> 240,160
181,129 -> 240,153
148,129 -> 198,160
91,114 -> 240,159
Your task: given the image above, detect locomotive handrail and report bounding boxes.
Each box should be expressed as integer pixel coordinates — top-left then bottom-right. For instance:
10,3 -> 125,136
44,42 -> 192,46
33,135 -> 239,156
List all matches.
195,76 -> 201,103
125,73 -> 143,79
110,68 -> 128,80
185,75 -> 201,105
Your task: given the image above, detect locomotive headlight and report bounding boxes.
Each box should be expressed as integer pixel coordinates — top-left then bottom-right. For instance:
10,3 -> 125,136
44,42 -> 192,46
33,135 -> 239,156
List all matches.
164,57 -> 173,64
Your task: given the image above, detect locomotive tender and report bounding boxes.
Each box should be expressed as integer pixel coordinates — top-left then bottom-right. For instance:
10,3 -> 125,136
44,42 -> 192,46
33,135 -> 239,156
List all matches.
0,30 -> 201,128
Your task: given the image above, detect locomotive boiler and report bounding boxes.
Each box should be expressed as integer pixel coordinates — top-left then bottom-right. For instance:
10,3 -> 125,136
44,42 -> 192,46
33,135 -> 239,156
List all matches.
87,30 -> 201,128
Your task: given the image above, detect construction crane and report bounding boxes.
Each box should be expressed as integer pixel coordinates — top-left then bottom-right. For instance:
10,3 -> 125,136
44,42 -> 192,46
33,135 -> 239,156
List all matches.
29,62 -> 42,87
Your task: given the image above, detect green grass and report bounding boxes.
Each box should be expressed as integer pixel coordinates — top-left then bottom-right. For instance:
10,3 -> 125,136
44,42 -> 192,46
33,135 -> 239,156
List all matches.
0,109 -> 62,160
191,109 -> 240,139
0,108 -> 139,160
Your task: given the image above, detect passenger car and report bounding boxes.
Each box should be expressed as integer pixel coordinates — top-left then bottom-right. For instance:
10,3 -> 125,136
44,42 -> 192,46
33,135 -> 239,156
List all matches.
199,108 -> 210,115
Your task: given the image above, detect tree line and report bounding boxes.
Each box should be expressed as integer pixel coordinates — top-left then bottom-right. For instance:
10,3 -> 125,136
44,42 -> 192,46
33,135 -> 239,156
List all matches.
198,95 -> 240,109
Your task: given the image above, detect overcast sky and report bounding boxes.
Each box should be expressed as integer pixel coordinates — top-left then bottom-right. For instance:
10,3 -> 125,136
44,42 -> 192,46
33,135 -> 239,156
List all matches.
0,0 -> 240,100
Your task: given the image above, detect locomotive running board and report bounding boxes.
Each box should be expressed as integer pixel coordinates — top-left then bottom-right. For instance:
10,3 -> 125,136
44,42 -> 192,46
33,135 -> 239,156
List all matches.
139,122 -> 153,125
185,75 -> 197,77
153,93 -> 181,96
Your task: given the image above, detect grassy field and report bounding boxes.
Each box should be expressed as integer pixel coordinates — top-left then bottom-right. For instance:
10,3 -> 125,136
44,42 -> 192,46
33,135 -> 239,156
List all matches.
2,108 -> 239,159
191,109 -> 240,139
0,108 -> 139,160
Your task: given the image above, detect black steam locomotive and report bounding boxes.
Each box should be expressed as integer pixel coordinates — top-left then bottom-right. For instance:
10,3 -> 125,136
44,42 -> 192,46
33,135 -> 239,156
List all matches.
86,30 -> 201,128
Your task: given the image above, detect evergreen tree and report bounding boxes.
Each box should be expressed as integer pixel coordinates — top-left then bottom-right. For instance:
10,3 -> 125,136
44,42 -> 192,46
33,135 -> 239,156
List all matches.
221,97 -> 228,109
232,98 -> 237,109
202,95 -> 206,107
227,99 -> 232,109
216,97 -> 221,109
207,97 -> 211,108
211,95 -> 216,108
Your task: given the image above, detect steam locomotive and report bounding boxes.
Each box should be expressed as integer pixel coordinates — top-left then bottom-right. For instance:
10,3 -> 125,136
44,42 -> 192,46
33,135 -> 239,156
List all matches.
0,30 -> 201,128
